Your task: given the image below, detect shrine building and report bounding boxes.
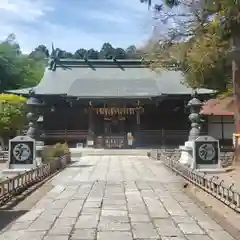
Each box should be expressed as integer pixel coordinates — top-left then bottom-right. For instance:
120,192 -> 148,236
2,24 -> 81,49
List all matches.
200,97 -> 234,147
8,58 -> 214,148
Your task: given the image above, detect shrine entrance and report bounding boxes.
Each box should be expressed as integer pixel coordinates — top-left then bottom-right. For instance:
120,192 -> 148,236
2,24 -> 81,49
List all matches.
104,115 -> 126,134
103,115 -> 126,148
94,106 -> 141,149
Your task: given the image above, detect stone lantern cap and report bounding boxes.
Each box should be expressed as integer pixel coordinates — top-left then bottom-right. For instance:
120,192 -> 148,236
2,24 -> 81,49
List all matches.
26,97 -> 45,106
187,98 -> 202,108
37,115 -> 44,123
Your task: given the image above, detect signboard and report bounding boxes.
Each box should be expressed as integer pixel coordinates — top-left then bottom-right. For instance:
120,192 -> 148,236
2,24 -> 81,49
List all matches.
127,132 -> 133,146
76,143 -> 83,148
8,135 -> 36,169
92,107 -> 144,116
105,136 -> 124,149
193,136 -> 219,167
87,140 -> 94,146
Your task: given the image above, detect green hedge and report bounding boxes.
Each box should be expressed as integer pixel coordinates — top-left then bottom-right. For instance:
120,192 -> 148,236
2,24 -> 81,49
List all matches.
42,142 -> 70,163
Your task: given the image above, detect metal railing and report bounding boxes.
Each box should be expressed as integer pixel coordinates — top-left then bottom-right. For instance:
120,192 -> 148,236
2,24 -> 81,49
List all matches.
0,154 -> 70,207
152,149 -> 240,213
0,151 -> 8,162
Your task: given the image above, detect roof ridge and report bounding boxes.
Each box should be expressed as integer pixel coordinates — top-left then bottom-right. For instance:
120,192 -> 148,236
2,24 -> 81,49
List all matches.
49,58 -> 152,70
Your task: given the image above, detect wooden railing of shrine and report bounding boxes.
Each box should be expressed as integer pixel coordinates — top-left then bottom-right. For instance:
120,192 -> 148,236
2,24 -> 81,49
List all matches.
136,129 -> 189,146
42,129 -> 191,141
41,129 -> 212,146
42,130 -> 88,140
135,129 -> 209,147
138,129 -> 190,136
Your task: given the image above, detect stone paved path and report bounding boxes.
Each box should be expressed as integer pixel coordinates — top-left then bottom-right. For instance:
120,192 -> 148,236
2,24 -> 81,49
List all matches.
1,154 -> 236,240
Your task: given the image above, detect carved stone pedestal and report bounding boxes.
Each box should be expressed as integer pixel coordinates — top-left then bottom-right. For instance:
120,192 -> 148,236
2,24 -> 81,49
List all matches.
179,141 -> 194,166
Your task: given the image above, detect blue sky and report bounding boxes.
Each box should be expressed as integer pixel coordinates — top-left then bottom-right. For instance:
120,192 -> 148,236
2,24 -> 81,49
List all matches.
0,0 -> 161,53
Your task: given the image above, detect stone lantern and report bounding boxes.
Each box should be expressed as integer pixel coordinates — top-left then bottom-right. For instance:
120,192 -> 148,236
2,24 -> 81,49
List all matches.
37,115 -> 44,140
179,91 -> 203,165
187,94 -> 203,141
26,91 -> 45,140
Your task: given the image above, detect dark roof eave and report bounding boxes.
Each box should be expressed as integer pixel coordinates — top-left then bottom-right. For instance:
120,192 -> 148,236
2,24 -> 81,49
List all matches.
65,95 -> 161,99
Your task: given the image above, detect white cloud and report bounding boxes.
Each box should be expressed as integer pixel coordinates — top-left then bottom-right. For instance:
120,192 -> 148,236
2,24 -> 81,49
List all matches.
0,0 -> 54,52
0,0 -> 154,53
83,9 -> 131,24
22,22 -> 106,53
108,0 -> 149,14
0,0 -> 53,22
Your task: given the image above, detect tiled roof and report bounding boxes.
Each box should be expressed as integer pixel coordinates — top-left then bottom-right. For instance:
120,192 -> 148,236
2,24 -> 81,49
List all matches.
7,59 -> 215,98
200,97 -> 234,116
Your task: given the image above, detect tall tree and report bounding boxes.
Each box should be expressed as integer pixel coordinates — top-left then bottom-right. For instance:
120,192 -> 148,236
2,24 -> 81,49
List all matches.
99,43 -> 115,59
62,51 -> 74,58
74,48 -> 87,59
87,49 -> 99,59
0,34 -> 44,91
141,0 -> 240,158
29,44 -> 49,59
140,0 -> 231,90
125,45 -> 138,59
114,48 -> 126,59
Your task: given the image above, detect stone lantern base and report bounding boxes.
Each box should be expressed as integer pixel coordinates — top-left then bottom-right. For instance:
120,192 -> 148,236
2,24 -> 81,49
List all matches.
179,136 -> 231,173
179,141 -> 194,166
86,135 -> 95,148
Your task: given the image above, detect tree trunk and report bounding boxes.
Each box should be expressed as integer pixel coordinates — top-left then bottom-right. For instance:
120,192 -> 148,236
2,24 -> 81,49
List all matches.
232,32 -> 240,160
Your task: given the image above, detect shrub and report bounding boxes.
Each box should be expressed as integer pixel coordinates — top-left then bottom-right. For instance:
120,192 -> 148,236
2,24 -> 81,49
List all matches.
0,94 -> 27,103
0,94 -> 27,148
42,142 -> 70,163
41,146 -> 55,163
54,142 -> 69,157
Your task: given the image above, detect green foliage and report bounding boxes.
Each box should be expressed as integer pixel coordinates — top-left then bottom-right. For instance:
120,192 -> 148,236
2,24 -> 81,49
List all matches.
140,0 -> 239,93
41,146 -> 55,163
0,94 -> 27,138
30,42 -> 139,60
0,34 -> 44,91
182,22 -> 230,90
53,142 -> 69,157
0,102 -> 26,136
0,93 -> 26,103
0,34 -> 139,96
42,143 -> 70,163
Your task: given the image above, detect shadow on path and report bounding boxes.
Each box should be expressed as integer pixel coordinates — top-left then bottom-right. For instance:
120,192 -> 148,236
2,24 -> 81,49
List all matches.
0,210 -> 27,231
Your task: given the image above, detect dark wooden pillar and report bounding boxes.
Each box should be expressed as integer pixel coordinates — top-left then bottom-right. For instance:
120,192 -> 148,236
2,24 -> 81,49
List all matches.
136,108 -> 141,132
87,102 -> 94,146
135,101 -> 141,133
